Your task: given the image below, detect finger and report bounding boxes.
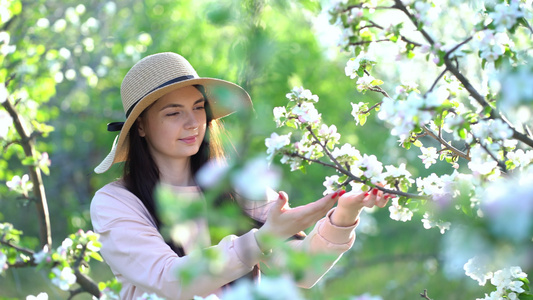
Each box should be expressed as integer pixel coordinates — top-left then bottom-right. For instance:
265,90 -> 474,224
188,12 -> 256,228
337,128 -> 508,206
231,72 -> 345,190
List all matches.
295,191 -> 340,220
274,191 -> 289,212
361,188 -> 377,208
375,193 -> 391,208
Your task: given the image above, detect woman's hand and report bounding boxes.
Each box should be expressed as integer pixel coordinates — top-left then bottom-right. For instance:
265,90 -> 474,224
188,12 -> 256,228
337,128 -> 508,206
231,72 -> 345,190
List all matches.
255,191 -> 339,251
330,188 -> 392,227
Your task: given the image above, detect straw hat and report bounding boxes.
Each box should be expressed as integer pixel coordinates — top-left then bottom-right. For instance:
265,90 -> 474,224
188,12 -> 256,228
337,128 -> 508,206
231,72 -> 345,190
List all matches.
94,52 -> 252,173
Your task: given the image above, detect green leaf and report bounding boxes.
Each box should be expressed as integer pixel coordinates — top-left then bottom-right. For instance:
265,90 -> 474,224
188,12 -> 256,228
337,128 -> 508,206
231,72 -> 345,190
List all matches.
89,251 -> 104,262
358,114 -> 367,126
21,157 -> 37,166
412,140 -> 423,147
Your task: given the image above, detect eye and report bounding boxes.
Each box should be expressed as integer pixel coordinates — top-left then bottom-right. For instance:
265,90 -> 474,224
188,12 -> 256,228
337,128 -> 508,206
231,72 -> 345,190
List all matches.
194,105 -> 205,110
166,111 -> 181,116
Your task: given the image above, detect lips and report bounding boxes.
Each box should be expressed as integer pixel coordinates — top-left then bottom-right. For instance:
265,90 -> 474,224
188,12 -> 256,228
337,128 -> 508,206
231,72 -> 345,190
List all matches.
179,135 -> 198,144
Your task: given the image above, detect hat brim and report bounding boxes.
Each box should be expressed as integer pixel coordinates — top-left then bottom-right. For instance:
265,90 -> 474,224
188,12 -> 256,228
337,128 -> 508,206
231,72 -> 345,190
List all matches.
94,77 -> 251,174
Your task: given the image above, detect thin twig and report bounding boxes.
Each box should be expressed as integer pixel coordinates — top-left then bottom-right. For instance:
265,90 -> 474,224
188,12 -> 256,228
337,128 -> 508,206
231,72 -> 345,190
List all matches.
427,67 -> 448,93
0,239 -> 34,256
420,289 -> 433,300
422,126 -> 470,161
477,139 -> 507,173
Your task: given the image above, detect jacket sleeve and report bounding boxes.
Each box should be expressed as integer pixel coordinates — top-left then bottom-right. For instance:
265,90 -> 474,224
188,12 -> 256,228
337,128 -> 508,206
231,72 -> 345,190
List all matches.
90,184 -> 265,300
265,208 -> 359,288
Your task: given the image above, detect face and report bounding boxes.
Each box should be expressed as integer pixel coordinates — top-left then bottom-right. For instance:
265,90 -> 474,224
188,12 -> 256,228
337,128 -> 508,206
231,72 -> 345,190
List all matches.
137,85 -> 207,166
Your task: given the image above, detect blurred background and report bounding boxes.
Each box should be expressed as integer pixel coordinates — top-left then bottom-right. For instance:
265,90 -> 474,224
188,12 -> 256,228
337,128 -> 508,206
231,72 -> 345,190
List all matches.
0,0 -> 509,299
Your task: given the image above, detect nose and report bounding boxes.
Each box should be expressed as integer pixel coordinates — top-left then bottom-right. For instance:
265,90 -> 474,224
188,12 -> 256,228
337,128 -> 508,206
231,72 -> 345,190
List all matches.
185,111 -> 200,130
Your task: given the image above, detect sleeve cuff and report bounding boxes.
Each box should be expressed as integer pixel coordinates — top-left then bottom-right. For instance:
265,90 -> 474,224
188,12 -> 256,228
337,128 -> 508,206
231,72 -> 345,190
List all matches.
317,208 -> 358,245
233,229 -> 263,269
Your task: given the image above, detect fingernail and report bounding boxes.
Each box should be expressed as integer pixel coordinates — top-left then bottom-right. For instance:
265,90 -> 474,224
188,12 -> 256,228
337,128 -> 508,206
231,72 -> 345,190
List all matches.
278,192 -> 284,200
331,192 -> 338,198
372,188 -> 378,195
339,190 -> 346,197
364,192 -> 369,197
384,195 -> 390,200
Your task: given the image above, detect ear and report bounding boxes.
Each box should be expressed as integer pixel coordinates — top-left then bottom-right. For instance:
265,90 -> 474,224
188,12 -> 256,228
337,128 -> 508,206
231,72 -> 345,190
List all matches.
137,117 -> 146,137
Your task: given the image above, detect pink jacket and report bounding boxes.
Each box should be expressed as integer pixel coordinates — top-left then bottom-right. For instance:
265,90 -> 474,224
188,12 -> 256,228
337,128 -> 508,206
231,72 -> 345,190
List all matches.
90,181 -> 359,299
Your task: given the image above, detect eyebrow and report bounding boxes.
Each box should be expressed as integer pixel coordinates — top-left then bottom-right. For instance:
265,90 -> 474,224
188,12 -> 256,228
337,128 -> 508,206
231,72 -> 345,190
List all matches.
159,98 -> 206,111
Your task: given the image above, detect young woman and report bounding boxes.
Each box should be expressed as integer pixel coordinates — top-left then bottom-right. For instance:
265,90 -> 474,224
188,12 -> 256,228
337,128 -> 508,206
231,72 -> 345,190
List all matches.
90,52 -> 390,299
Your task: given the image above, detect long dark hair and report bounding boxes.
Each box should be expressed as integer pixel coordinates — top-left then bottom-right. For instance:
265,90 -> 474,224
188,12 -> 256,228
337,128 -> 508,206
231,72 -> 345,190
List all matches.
123,85 -> 226,254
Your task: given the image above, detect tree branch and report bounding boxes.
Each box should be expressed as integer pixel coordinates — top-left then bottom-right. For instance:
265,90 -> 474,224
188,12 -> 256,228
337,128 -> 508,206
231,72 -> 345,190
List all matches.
392,0 -> 435,45
301,126 -> 429,200
72,244 -> 101,298
2,94 -> 52,249
422,126 -> 470,161
0,238 -> 35,256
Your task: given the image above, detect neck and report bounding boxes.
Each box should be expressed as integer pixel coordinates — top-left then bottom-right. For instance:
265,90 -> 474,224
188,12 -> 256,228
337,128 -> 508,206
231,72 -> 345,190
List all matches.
155,157 -> 195,186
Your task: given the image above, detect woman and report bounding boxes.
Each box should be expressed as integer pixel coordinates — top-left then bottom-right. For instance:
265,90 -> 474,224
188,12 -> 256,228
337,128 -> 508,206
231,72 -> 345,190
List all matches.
90,52 -> 390,299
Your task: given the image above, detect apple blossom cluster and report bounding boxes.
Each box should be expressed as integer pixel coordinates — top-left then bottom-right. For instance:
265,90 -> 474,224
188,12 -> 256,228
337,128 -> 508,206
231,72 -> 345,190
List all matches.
377,90 -> 446,144
32,229 -> 103,291
464,257 -> 530,300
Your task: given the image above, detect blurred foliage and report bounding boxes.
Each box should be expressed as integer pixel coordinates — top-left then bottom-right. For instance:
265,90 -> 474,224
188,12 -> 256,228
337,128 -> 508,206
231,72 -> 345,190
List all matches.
0,0 -> 507,299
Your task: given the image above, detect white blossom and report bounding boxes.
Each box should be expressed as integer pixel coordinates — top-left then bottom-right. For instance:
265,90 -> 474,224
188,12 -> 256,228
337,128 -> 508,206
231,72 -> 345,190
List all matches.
467,144 -> 499,175
388,198 -> 413,222
196,160 -> 230,188
255,276 -> 304,300
0,251 -> 7,274
33,245 -> 50,264
464,256 -> 493,286
382,163 -> 413,180
481,168 -> 533,242
286,86 -> 319,102
6,174 -> 33,194
489,0 -> 524,31
345,57 -> 361,79
499,66 -> 533,108
231,157 -> 281,201
421,212 -> 451,234
323,175 -> 340,195
26,293 -> 48,300
356,154 -> 383,180
51,267 -> 77,291
418,147 -> 439,169
273,106 -> 286,127
331,143 -> 361,162
265,132 -> 291,160
0,110 -> 13,139
291,102 -> 321,124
